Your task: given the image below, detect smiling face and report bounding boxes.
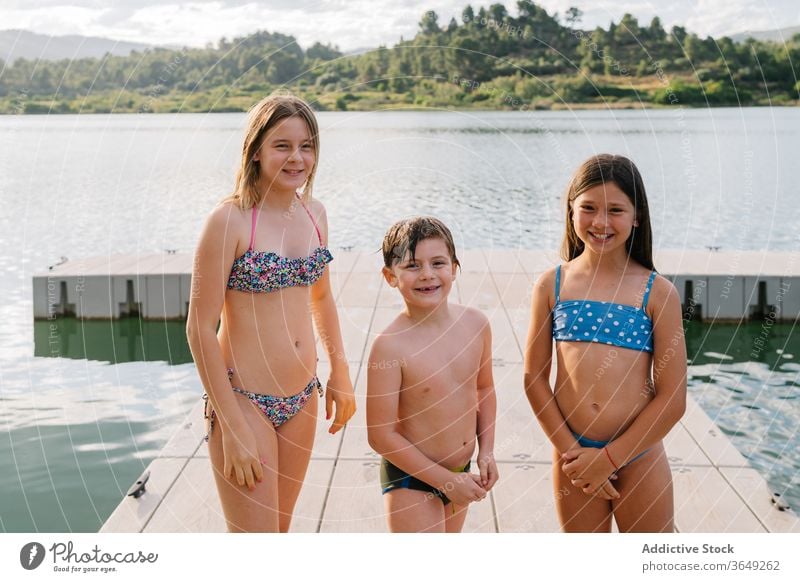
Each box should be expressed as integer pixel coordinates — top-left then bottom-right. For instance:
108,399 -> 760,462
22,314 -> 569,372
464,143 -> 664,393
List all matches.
383,237 -> 457,308
252,116 -> 315,194
571,182 -> 638,256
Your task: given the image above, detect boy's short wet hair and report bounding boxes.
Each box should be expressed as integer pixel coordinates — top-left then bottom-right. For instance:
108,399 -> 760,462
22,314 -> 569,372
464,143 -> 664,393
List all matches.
382,217 -> 460,269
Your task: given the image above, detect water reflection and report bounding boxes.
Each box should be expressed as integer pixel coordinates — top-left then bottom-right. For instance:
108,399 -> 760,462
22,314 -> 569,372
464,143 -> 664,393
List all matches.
686,322 -> 799,512
33,318 -> 192,364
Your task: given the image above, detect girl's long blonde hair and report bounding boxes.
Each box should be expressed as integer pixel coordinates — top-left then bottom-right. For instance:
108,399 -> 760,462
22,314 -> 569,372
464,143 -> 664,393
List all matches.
222,92 -> 320,209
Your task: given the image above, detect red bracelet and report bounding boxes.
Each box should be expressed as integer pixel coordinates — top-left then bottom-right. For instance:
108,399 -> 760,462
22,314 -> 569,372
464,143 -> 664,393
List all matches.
604,447 -> 620,471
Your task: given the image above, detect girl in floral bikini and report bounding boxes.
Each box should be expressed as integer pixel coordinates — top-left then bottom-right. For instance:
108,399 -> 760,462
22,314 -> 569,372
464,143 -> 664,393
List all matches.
524,154 -> 686,532
187,93 -> 355,532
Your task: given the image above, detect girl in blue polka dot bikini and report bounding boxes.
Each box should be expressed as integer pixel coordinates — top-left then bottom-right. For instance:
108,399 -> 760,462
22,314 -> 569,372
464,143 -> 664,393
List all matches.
524,154 -> 687,532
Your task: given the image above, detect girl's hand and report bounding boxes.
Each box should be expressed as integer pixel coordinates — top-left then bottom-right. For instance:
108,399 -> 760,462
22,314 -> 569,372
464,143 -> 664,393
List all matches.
440,472 -> 487,506
325,368 -> 355,434
221,427 -> 264,491
477,450 -> 499,491
561,447 -> 619,499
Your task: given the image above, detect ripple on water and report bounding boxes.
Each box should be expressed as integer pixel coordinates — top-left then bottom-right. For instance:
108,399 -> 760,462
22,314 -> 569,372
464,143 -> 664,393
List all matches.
689,351 -> 800,512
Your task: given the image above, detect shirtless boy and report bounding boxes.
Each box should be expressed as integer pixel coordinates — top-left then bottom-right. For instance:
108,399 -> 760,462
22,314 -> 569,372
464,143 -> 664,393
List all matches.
367,217 -> 498,533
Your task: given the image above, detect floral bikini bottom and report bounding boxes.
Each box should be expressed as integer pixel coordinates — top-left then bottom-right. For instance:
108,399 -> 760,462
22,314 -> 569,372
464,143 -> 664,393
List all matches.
204,368 -> 323,441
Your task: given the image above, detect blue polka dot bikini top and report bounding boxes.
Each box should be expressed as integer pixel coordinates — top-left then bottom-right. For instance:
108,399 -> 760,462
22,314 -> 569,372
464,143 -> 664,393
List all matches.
227,196 -> 333,293
552,265 -> 657,353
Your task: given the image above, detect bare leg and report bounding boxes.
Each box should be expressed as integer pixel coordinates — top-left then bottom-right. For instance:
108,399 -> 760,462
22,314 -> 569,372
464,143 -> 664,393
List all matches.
444,502 -> 469,533
612,442 -> 674,533
552,449 -> 613,533
384,489 -> 447,533
207,395 -> 280,532
276,393 -> 318,532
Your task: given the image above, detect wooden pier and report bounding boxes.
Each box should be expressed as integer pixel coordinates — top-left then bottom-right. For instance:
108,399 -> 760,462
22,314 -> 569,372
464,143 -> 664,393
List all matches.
99,250 -> 800,533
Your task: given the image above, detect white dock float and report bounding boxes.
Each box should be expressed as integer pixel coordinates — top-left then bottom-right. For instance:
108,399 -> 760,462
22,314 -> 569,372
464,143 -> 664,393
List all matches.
34,250 -> 800,322
100,250 -> 800,533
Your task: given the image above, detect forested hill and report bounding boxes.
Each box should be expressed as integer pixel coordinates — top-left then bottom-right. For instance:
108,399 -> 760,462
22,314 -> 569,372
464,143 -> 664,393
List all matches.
1,2 -> 798,114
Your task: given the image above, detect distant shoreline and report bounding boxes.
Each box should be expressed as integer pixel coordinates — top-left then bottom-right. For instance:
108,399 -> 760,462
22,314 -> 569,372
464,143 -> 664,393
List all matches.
3,103 -> 796,115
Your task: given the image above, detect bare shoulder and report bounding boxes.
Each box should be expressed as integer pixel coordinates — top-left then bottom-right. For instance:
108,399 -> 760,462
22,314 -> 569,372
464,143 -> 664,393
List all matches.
369,315 -> 409,357
205,200 -> 248,231
452,304 -> 489,333
647,272 -> 680,315
308,197 -> 327,223
535,266 -> 558,290
531,266 -> 557,308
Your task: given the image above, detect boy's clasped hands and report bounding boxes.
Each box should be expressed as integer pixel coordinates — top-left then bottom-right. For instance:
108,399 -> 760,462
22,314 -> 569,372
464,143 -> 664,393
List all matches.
442,452 -> 499,505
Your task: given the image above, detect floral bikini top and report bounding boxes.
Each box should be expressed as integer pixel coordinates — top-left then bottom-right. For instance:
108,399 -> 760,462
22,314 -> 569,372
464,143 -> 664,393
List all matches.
552,265 -> 657,353
227,197 -> 333,293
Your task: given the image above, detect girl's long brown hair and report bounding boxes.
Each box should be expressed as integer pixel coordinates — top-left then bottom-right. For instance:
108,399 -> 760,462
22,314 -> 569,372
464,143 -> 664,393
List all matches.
222,92 -> 320,210
560,154 -> 655,270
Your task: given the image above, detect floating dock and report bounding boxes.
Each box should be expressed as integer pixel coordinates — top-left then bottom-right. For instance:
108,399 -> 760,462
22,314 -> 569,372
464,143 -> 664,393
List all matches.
98,250 -> 800,533
33,250 -> 800,322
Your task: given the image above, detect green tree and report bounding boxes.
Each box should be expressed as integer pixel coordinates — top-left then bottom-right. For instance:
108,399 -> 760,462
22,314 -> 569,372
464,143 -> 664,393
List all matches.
419,11 -> 440,34
462,5 -> 475,24
565,7 -> 583,28
307,42 -> 342,61
649,17 -> 666,42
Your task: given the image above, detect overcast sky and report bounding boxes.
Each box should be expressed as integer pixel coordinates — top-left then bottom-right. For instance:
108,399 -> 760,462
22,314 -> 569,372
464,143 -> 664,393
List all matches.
2,0 -> 799,51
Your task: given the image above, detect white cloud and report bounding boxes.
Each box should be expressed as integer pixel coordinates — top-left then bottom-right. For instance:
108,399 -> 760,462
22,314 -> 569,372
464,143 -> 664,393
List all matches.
0,0 -> 798,49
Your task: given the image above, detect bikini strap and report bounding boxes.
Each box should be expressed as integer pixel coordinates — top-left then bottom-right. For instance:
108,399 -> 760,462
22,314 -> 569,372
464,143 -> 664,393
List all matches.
641,270 -> 657,309
296,193 -> 323,245
248,206 -> 258,251
554,265 -> 562,303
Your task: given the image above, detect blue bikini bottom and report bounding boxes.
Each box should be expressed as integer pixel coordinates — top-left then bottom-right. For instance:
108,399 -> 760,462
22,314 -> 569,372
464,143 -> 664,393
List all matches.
572,431 -> 649,470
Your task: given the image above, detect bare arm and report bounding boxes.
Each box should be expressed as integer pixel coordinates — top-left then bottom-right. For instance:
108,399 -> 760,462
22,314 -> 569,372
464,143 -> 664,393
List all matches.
185,203 -> 263,490
475,314 -> 499,490
605,277 -> 687,466
563,277 -> 687,493
365,334 -> 486,507
366,335 -> 454,489
523,269 -> 580,454
309,202 -> 355,433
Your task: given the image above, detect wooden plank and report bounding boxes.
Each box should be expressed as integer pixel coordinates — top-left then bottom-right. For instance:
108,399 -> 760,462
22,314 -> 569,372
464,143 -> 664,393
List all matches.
143,458 -> 224,532
142,458 -> 334,533
673,466 -> 766,532
100,458 -> 186,533
720,466 -> 800,533
662,422 -> 714,467
516,250 -> 559,278
160,400 -> 205,459
493,364 -> 553,463
336,389 -> 373,460
458,249 -> 487,273
482,249 -> 525,274
491,272 -> 533,311
336,272 -> 381,308
350,250 -> 384,273
681,398 -> 751,468
505,308 -> 531,356
458,272 -> 502,309
329,250 -> 359,276
319,459 -> 386,532
493,461 -> 561,532
488,307 -> 523,364
338,307 -> 375,364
